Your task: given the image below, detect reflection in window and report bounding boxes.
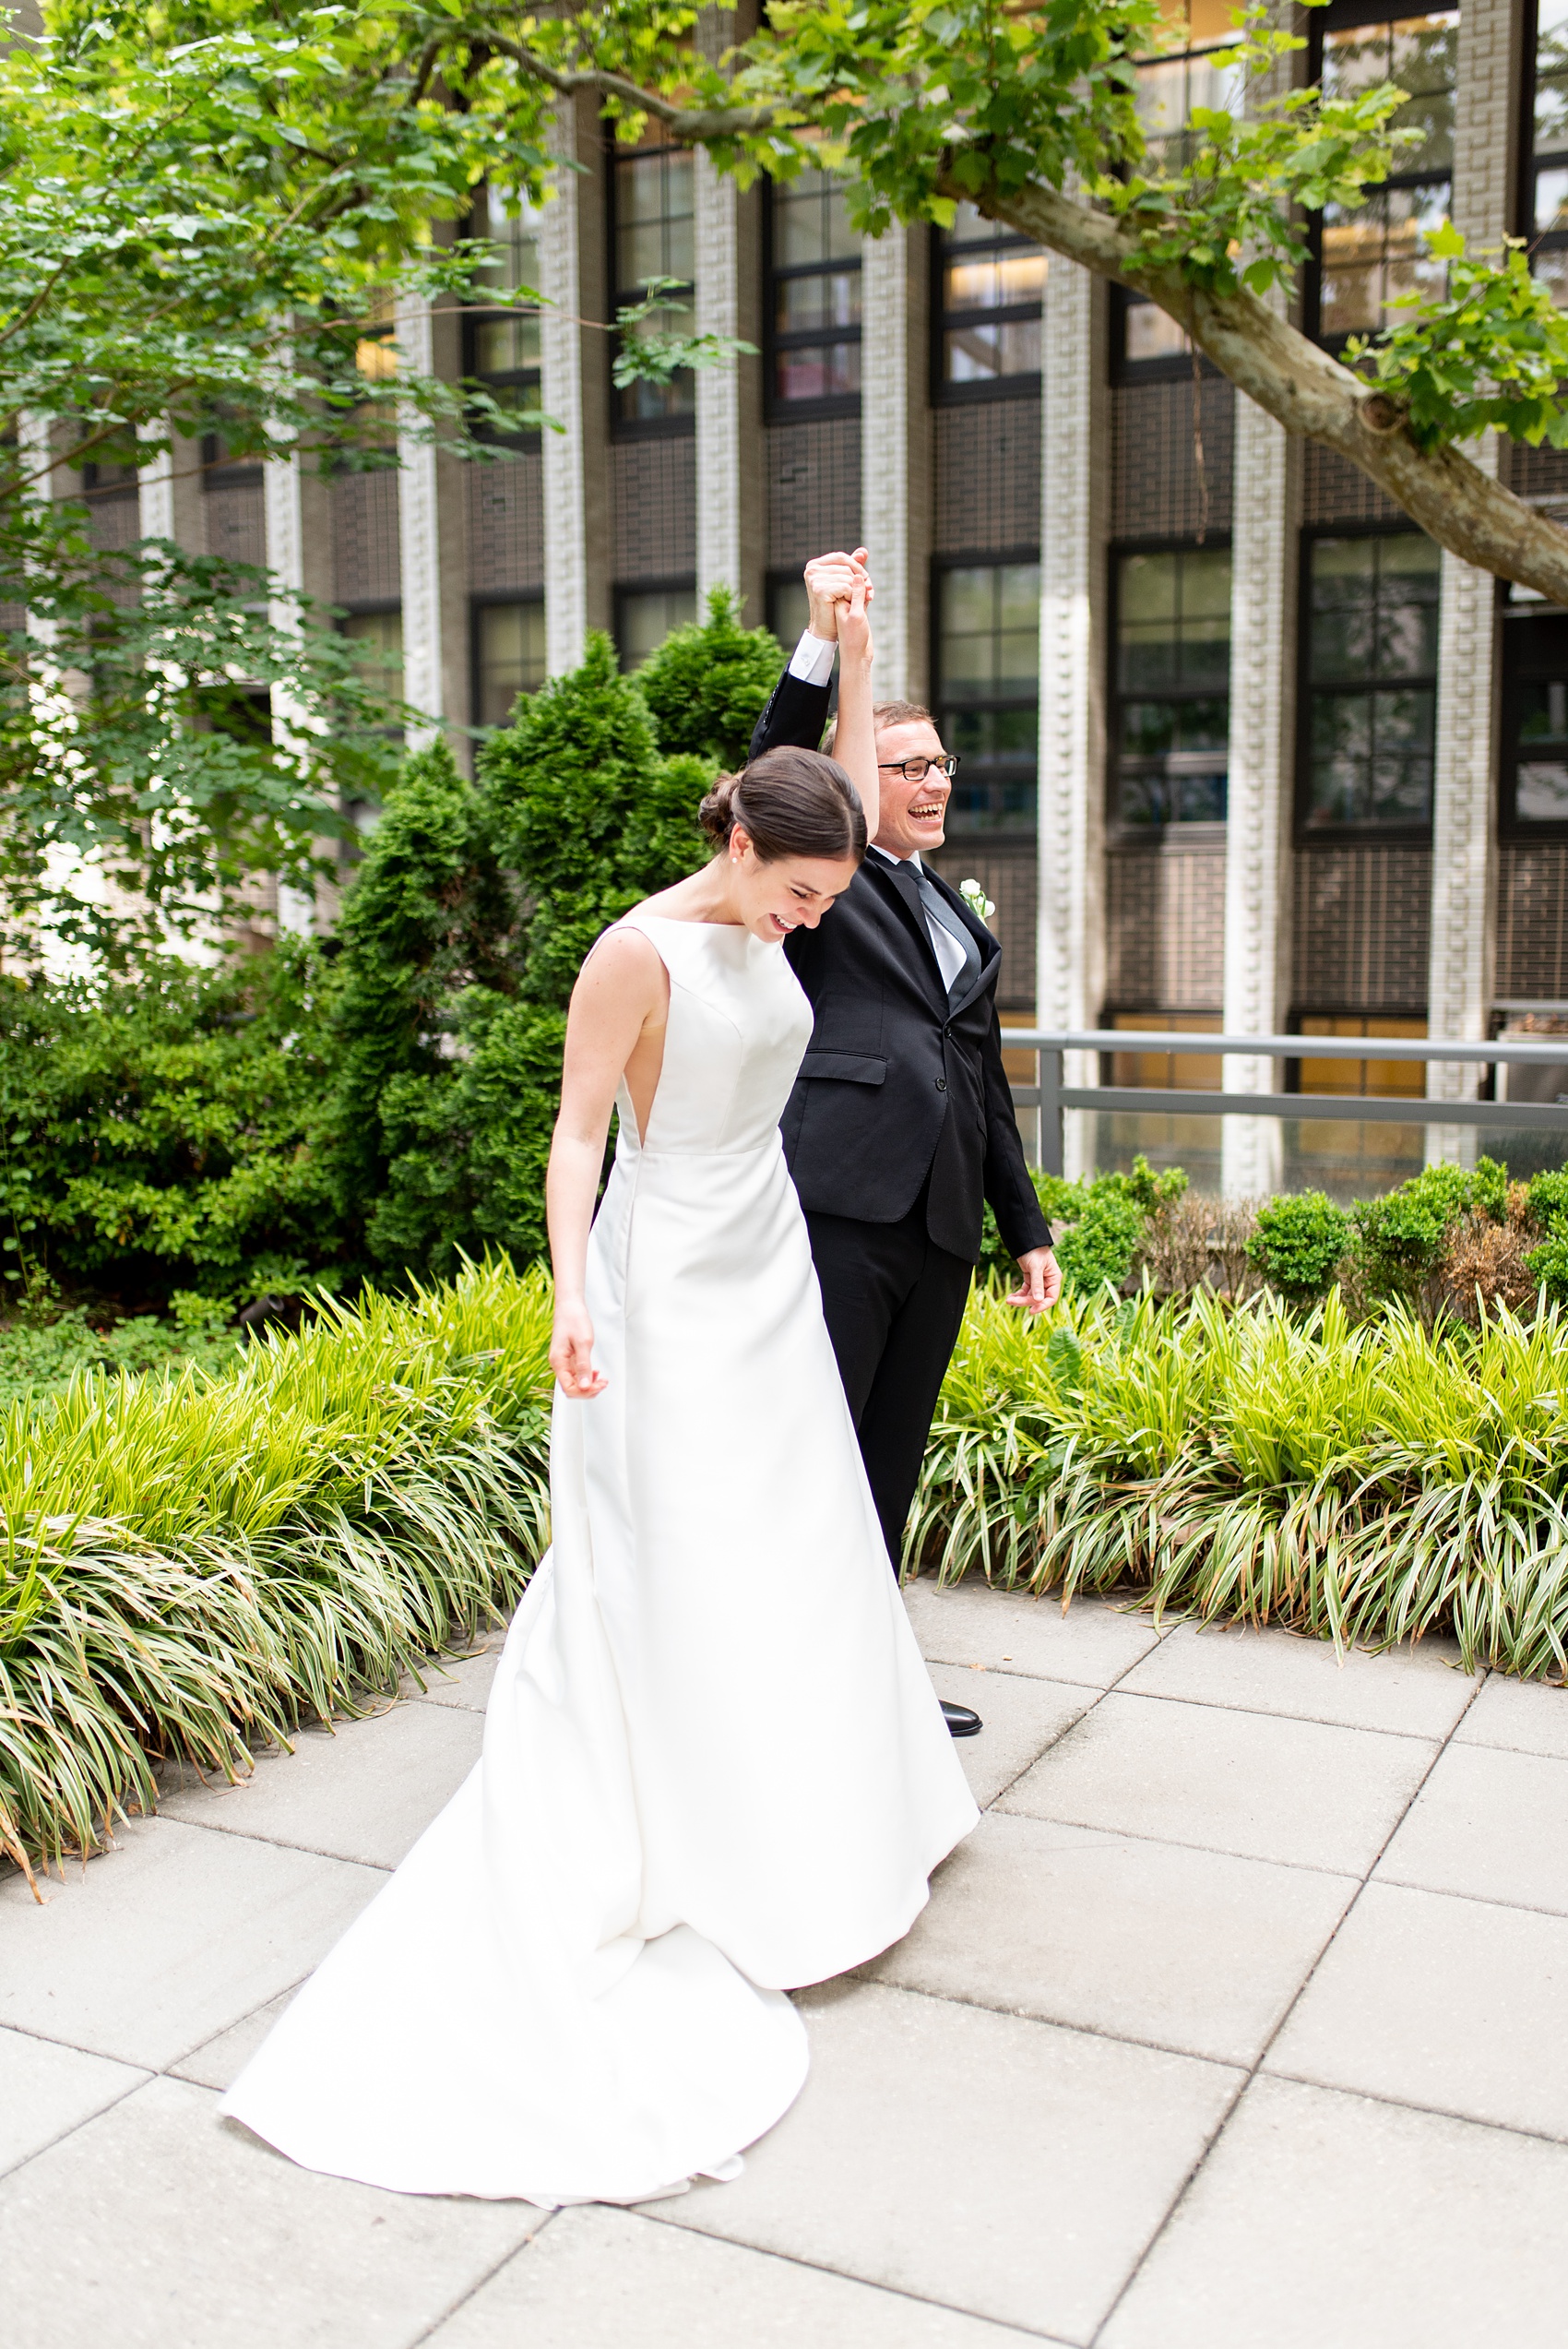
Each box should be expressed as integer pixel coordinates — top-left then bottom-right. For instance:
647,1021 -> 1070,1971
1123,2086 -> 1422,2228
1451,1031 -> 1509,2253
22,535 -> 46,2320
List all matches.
1303,534 -> 1440,829
770,171 -> 861,407
1529,0 -> 1568,305
1118,31 -> 1243,364
1114,548 -> 1231,827
613,147 -> 695,423
936,204 -> 1046,393
1315,8 -> 1456,339
617,584 -> 696,669
473,600 -> 546,729
936,562 -> 1039,834
1503,611 -> 1568,829
468,193 -> 542,436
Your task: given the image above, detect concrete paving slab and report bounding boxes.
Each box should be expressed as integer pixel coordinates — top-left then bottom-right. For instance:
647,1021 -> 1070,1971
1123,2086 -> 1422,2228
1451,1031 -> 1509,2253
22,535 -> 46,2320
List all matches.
905,1578 -> 1163,1687
1267,1880 -> 1568,2139
399,1634 -> 506,1714
0,2074 -> 540,2349
429,2206 -> 1055,2348
1118,1619 -> 1479,1741
999,1692 -> 1435,1875
0,2028 -> 146,2178
172,1991 -> 296,2093
0,1818 -> 382,2069
871,1811 -> 1356,2066
652,1977 -> 1240,2343
159,1697 -> 482,1867
1376,1742 -> 1568,1914
1455,1669 -> 1568,1761
1100,2074 -> 1568,2349
927,1665 -> 1090,1806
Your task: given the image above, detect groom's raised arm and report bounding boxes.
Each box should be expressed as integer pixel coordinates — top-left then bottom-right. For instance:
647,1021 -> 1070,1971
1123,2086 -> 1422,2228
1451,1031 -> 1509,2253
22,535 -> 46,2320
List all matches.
748,548 -> 870,762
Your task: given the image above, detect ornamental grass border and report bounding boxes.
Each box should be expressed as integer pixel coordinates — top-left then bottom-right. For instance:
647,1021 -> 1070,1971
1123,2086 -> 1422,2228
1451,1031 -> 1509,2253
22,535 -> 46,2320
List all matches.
907,1282 -> 1568,1686
0,1258 -> 553,1888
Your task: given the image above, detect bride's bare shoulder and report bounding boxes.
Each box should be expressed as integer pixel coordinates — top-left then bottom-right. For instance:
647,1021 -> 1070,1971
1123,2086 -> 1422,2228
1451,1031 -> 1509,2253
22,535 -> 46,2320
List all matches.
573,920 -> 668,1007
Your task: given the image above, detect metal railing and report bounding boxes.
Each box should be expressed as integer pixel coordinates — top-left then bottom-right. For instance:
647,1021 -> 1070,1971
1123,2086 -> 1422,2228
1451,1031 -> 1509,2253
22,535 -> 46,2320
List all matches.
1004,1029 -> 1568,1176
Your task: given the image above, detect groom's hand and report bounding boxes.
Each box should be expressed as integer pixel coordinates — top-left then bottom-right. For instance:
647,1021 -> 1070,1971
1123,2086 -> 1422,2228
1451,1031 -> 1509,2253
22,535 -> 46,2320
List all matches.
1006,1248 -> 1061,1316
804,547 -> 872,640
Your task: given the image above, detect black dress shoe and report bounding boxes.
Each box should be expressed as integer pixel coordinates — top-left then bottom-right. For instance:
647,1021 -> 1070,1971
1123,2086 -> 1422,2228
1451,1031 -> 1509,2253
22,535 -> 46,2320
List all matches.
941,1699 -> 982,1737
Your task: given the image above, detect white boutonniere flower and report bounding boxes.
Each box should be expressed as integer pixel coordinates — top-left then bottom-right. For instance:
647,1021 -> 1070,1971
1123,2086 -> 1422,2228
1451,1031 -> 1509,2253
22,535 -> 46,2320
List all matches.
958,877 -> 996,924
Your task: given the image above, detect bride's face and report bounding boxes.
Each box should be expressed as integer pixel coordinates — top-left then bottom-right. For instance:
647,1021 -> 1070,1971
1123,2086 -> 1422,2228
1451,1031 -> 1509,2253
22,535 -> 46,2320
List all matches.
728,832 -> 859,945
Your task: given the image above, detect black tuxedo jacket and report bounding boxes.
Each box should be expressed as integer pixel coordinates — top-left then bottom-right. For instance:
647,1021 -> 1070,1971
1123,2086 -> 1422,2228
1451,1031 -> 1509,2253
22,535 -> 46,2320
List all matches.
750,669 -> 1051,1265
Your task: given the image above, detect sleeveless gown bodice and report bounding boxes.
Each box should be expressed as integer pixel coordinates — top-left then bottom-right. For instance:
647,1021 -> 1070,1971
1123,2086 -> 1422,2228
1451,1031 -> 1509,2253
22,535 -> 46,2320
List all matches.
221,910 -> 978,2205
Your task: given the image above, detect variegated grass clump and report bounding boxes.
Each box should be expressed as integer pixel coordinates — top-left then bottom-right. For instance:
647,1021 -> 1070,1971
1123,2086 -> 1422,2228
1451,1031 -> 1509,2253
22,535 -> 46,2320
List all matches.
0,1258 -> 553,1884
909,1282 -> 1568,1683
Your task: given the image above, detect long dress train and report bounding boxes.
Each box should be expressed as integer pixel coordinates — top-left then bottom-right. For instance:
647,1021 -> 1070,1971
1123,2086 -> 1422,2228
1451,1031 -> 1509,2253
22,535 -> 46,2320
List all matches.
221,911 -> 978,2205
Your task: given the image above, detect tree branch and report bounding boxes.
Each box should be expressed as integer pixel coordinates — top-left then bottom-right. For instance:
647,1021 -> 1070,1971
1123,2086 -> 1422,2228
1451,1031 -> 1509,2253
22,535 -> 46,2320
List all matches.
970,172 -> 1568,603
478,37 -> 772,139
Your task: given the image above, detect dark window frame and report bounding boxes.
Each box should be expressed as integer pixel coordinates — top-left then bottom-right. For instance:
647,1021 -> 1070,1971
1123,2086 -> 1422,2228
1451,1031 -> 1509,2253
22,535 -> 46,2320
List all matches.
929,221 -> 1044,408
608,142 -> 697,442
765,174 -> 862,423
930,547 -> 1041,843
1294,519 -> 1441,844
469,588 -> 547,733
1521,0 -> 1568,296
1499,595 -> 1568,838
1302,0 -> 1460,349
1114,35 -> 1244,381
464,191 -> 542,451
1108,534 -> 1234,836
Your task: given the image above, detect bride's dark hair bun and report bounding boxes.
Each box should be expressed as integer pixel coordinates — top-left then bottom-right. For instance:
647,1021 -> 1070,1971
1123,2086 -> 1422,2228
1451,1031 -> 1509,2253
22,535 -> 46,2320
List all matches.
698,747 -> 866,864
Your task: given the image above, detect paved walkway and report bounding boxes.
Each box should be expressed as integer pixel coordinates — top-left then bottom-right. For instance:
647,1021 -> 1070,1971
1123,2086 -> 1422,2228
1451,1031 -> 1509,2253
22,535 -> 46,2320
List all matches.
4,1579 -> 1568,2345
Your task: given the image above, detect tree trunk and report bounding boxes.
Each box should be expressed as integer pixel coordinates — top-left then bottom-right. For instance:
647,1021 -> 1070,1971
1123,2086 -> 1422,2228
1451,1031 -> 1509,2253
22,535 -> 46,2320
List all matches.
979,174 -> 1568,604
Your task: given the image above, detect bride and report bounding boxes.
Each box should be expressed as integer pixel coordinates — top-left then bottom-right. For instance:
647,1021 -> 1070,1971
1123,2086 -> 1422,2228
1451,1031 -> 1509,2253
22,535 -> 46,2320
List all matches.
220,573 -> 978,2206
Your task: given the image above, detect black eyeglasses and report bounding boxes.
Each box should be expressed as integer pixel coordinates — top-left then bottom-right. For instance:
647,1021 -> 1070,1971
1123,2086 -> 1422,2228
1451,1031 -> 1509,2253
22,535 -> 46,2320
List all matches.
876,754 -> 960,781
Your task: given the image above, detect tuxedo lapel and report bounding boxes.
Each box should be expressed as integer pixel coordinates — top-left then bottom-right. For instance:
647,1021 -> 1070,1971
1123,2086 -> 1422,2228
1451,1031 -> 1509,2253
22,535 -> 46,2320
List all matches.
863,855 -> 949,1015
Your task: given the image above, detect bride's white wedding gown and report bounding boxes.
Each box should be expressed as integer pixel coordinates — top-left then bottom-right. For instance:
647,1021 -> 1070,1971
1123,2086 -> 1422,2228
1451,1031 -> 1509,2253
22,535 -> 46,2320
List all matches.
221,910 -> 978,2205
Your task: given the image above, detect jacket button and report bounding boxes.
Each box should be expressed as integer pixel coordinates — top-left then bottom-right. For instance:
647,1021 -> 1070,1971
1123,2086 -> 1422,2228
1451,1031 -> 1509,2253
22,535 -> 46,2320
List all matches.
934,1077 -> 947,1092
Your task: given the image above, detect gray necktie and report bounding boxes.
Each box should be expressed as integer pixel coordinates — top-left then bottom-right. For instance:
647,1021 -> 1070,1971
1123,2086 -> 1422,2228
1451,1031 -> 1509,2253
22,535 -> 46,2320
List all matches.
913,865 -> 982,1005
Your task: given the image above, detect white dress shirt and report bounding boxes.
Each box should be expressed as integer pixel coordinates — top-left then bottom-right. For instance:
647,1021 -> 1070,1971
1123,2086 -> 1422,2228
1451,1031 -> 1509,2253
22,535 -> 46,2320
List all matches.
789,629 -> 838,687
866,847 -> 969,992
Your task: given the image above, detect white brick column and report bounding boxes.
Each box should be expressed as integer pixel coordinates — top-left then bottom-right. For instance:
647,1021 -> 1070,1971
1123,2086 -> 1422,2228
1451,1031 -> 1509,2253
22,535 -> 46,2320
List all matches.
695,150 -> 741,603
262,438 -> 315,934
1221,399 -> 1301,1197
397,293 -> 443,748
540,109 -> 588,674
1037,258 -> 1108,1180
861,226 -> 930,704
1425,0 -> 1521,1159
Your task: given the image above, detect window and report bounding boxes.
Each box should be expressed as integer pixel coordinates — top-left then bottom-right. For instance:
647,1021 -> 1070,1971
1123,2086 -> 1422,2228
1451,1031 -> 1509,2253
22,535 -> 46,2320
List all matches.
1312,6 -> 1457,341
935,561 -> 1039,834
473,599 -> 546,730
934,205 -> 1045,397
768,171 -> 861,411
617,583 -> 695,670
468,192 -> 541,435
1112,547 -> 1231,828
1526,0 -> 1568,304
612,145 -> 695,425
342,608 -> 404,713
766,574 -> 812,651
1118,15 -> 1243,368
1301,533 -> 1440,830
1502,609 -> 1568,830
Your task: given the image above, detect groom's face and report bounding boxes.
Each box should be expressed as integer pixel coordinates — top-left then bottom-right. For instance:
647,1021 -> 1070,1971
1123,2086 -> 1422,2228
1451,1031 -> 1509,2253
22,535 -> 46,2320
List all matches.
873,720 -> 951,859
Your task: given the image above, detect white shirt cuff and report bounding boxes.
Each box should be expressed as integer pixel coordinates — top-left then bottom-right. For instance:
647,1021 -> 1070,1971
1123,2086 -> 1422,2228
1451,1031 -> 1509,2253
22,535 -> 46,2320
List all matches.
789,630 -> 837,687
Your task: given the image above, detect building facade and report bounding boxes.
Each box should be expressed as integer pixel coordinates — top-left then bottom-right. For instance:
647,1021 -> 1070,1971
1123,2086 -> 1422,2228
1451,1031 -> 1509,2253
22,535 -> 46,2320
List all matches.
95,0 -> 1568,1186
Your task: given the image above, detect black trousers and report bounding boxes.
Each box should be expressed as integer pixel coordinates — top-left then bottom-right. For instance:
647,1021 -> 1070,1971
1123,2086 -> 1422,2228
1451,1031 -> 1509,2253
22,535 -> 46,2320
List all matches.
803,1195 -> 973,1568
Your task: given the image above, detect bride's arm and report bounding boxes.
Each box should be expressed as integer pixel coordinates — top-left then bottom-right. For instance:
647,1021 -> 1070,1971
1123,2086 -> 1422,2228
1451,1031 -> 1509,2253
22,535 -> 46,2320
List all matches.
833,571 -> 878,841
546,930 -> 666,1398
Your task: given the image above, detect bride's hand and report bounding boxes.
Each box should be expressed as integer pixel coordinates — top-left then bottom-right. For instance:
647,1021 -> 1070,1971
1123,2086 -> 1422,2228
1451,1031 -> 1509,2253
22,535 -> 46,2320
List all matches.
551,1300 -> 606,1399
835,570 -> 873,668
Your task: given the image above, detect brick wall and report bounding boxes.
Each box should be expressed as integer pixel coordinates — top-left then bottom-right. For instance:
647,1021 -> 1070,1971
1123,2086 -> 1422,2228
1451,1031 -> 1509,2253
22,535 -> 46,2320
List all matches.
204,483 -> 266,572
1292,842 -> 1431,1011
766,418 -> 861,570
929,843 -> 1036,1009
1498,841 -> 1568,999
933,399 -> 1040,554
612,437 -> 696,579
333,471 -> 400,605
468,451 -> 544,594
1301,444 -> 1407,529
1104,833 -> 1227,1011
1110,377 -> 1234,541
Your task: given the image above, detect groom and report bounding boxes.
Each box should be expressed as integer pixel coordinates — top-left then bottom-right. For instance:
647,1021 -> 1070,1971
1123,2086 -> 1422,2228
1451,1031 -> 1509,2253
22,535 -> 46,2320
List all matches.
755,549 -> 1060,1735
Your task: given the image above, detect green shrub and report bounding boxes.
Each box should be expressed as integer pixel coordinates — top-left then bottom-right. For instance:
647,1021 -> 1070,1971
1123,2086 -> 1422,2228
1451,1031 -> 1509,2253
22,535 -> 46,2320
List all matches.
635,586 -> 786,770
1350,1161 -> 1487,1304
1247,1191 -> 1351,1306
1054,1191 -> 1146,1295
